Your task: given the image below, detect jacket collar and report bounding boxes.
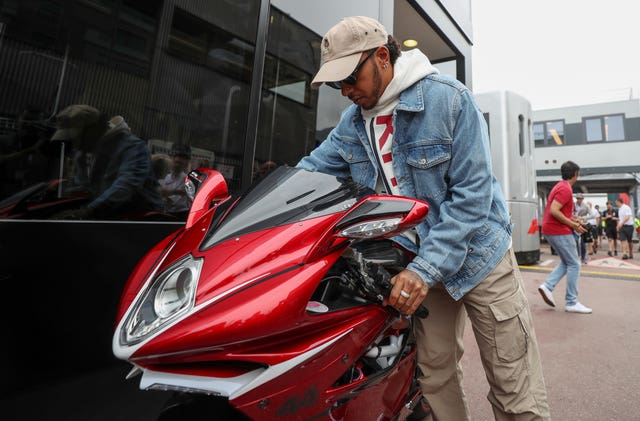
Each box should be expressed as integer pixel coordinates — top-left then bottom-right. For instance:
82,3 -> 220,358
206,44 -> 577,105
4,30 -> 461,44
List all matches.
397,77 -> 426,113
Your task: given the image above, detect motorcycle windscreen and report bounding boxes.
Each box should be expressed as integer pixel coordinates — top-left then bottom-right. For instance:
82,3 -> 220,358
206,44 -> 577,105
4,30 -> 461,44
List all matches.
201,167 -> 374,249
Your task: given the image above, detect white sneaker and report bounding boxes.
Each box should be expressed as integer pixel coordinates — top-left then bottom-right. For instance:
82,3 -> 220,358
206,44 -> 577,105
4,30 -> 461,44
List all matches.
538,284 -> 556,307
565,302 -> 592,314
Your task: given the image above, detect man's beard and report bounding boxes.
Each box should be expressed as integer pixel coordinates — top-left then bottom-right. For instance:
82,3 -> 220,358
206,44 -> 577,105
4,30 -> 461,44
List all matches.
361,63 -> 383,111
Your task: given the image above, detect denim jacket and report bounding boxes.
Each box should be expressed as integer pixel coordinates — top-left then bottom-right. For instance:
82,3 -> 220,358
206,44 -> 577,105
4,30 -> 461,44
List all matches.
77,130 -> 163,217
298,74 -> 512,300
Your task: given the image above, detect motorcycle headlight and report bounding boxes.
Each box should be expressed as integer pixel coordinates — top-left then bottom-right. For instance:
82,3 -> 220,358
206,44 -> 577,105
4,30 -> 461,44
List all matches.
121,255 -> 203,346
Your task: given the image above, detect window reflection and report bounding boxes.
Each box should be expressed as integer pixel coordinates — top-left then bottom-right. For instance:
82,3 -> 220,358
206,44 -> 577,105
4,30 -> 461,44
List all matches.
585,118 -> 602,142
0,0 -> 263,220
533,123 -> 544,146
252,6 -> 320,182
585,114 -> 625,142
604,115 -> 624,141
545,121 -> 564,145
168,7 -> 256,82
531,120 -> 564,146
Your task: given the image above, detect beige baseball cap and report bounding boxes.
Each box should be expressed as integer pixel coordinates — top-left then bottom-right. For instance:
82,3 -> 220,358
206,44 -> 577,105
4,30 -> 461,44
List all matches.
311,16 -> 388,88
51,104 -> 102,141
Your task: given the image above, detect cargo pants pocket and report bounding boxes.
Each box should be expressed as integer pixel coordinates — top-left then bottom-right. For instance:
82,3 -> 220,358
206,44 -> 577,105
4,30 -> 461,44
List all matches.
489,288 -> 529,362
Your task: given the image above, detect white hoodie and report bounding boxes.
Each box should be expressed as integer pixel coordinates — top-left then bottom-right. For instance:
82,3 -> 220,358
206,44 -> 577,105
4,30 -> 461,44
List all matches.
361,49 -> 438,195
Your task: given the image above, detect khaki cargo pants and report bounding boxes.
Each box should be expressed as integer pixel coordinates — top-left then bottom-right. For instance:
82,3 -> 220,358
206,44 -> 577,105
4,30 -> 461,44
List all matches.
414,248 -> 550,420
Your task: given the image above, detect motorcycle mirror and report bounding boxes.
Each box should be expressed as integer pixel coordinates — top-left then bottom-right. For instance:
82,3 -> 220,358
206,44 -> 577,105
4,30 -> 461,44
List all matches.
185,168 -> 229,229
336,196 -> 429,240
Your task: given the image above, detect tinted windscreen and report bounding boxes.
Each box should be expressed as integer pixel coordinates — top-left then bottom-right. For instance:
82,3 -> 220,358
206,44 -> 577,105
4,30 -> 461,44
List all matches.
201,166 -> 373,248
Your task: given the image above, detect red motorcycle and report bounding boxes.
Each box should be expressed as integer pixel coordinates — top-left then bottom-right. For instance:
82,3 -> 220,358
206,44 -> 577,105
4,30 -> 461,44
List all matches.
112,166 -> 430,420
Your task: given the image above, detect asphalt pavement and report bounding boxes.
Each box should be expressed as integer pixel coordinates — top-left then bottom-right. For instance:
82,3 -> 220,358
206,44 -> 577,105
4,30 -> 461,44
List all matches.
457,241 -> 640,421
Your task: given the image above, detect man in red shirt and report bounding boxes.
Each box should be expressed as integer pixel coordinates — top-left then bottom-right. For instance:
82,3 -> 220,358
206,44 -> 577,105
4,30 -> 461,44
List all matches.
539,161 -> 592,313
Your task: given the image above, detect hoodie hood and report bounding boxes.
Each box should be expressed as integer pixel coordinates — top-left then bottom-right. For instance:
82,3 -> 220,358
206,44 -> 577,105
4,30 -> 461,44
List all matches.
106,115 -> 131,136
97,115 -> 131,146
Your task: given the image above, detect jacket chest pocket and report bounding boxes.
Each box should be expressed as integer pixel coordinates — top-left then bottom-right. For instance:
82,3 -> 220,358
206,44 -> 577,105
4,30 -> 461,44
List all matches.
405,143 -> 451,200
338,144 -> 373,185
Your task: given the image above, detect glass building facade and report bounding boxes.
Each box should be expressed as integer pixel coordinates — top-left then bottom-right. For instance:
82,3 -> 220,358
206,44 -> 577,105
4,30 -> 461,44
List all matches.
0,0 -> 321,216
0,0 -> 471,221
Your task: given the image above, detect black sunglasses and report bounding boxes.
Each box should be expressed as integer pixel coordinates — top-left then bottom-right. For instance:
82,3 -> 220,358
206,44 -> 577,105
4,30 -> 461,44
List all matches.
326,49 -> 377,90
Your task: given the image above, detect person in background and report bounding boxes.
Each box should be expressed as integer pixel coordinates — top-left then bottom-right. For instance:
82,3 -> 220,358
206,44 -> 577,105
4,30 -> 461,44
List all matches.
602,201 -> 619,257
636,208 -> 640,252
615,197 -> 634,260
159,143 -> 192,218
595,204 -> 605,246
538,161 -> 592,314
586,201 -> 599,255
573,193 -> 590,264
50,104 -> 163,219
297,16 -> 549,420
152,153 -> 172,181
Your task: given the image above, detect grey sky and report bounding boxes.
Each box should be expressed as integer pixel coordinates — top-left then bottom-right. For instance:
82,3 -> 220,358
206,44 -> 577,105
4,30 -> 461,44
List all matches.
470,0 -> 640,110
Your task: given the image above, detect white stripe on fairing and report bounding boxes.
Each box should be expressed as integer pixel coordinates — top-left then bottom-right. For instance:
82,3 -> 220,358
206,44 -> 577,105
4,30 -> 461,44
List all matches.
140,366 -> 265,397
136,329 -> 352,399
229,329 -> 351,400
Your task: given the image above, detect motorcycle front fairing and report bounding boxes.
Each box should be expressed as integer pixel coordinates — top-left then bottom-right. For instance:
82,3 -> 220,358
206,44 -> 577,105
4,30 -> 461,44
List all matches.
112,166 -> 429,420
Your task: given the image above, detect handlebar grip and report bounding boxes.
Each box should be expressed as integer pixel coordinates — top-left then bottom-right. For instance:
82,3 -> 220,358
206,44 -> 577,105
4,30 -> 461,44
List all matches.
367,263 -> 430,318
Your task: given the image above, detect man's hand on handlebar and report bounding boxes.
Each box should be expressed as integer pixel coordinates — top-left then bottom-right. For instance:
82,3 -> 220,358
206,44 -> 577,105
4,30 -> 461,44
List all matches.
388,269 -> 429,316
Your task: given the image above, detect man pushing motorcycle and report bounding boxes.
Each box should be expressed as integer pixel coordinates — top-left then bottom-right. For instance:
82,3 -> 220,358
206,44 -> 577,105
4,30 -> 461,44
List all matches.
297,16 -> 550,420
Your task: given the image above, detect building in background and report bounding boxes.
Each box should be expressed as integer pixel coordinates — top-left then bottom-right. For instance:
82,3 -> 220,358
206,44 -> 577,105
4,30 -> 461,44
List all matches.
533,99 -> 640,214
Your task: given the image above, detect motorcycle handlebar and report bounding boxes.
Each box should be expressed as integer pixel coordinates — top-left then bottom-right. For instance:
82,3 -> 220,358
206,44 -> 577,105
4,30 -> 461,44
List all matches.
368,263 -> 429,319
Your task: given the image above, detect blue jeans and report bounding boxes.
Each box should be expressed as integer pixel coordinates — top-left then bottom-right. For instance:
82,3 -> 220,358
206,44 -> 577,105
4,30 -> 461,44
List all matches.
544,234 -> 580,306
